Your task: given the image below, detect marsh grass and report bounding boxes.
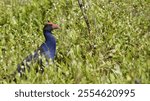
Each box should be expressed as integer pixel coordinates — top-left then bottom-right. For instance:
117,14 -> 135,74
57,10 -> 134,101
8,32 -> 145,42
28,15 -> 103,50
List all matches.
0,0 -> 150,83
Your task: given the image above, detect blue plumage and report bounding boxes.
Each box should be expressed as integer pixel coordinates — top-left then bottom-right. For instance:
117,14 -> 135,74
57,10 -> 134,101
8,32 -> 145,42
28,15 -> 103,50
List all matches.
17,22 -> 59,74
41,31 -> 56,60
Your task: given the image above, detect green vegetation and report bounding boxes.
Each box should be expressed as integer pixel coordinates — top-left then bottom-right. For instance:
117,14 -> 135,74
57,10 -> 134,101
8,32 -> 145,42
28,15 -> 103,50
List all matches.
0,0 -> 150,83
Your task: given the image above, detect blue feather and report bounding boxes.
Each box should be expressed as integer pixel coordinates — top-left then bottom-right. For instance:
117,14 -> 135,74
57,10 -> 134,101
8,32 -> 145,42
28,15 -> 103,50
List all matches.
17,22 -> 59,75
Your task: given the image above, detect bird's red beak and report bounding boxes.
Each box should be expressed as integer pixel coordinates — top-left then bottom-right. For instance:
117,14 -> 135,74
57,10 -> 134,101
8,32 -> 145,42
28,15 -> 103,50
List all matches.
47,22 -> 60,29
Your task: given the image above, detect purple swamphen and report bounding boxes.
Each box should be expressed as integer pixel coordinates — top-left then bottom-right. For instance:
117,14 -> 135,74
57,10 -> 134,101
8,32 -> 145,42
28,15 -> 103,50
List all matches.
0,21 -> 60,82
17,21 -> 60,75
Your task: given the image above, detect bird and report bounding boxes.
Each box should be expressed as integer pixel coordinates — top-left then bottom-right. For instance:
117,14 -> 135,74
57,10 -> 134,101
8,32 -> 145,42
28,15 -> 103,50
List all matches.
0,21 -> 60,82
16,21 -> 60,76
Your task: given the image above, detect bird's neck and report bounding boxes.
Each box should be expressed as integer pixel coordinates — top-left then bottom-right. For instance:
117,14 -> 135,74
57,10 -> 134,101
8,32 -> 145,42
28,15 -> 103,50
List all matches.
43,31 -> 53,42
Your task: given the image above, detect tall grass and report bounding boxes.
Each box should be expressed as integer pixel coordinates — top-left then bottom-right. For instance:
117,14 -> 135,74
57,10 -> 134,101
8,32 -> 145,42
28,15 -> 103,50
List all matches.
0,0 -> 150,83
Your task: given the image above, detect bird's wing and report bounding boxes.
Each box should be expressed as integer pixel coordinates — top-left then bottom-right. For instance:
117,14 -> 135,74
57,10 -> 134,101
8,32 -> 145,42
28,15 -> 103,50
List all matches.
17,46 -> 44,74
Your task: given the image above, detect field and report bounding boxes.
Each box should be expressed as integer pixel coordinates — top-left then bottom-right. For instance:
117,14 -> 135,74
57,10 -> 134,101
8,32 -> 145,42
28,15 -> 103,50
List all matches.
0,0 -> 150,83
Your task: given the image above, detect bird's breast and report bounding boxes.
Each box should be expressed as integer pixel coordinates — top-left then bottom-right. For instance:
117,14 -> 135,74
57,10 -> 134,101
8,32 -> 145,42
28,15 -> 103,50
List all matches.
41,42 -> 56,60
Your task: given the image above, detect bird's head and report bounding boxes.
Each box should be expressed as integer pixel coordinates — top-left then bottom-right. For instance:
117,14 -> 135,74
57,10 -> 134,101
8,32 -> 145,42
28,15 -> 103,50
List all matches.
43,21 -> 60,32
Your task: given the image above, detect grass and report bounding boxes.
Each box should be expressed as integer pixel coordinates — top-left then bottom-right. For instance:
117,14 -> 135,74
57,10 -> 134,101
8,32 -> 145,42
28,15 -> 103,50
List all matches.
0,0 -> 150,84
